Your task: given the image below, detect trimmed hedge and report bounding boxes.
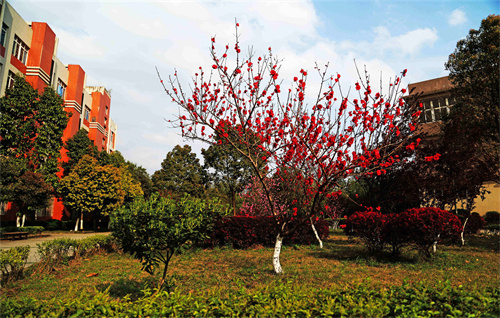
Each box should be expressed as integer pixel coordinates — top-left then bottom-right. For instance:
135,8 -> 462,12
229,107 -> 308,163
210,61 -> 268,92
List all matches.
207,216 -> 329,248
1,281 -> 498,317
0,226 -> 44,236
346,207 -> 462,256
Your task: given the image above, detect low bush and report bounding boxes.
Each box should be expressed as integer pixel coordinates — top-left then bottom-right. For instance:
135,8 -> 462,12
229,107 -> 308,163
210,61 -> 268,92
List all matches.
484,211 -> 500,225
463,212 -> 486,235
208,216 -> 329,248
345,211 -> 386,252
0,246 -> 30,283
345,207 -> 462,257
1,280 -> 497,317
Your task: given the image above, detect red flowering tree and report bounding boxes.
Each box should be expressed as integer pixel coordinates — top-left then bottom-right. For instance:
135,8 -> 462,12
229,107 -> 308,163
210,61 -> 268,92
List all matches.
158,23 -> 423,273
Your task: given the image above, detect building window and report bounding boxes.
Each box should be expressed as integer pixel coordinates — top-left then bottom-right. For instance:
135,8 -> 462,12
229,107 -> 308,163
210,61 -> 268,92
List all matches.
57,78 -> 66,98
102,138 -> 106,146
420,97 -> 454,123
1,24 -> 8,47
12,35 -> 29,64
84,106 -> 91,121
105,106 -> 109,115
6,71 -> 15,90
36,202 -> 53,219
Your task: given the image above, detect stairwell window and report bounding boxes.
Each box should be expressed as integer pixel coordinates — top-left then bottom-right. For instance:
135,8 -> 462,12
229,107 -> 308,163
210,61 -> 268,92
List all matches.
1,24 -> 8,47
6,70 -> 15,90
84,106 -> 90,121
12,35 -> 29,64
57,78 -> 66,98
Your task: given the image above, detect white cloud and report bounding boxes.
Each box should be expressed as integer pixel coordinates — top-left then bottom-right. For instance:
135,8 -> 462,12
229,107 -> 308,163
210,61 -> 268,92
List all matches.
449,9 -> 467,26
53,27 -> 105,58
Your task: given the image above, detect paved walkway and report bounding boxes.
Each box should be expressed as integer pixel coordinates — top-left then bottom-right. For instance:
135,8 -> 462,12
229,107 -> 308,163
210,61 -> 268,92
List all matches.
0,232 -> 111,265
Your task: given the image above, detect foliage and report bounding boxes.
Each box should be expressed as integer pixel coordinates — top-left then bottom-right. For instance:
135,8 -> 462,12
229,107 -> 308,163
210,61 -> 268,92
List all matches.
484,211 -> 500,225
111,193 -> 228,289
208,216 -> 329,249
0,246 -> 30,283
346,207 -> 462,257
0,74 -> 69,188
345,210 -> 386,252
59,155 -> 126,228
63,128 -> 98,175
0,155 -> 26,204
10,171 -> 54,220
125,161 -> 153,199
0,226 -> 44,236
202,132 -> 254,215
152,145 -> 207,199
1,280 -> 498,317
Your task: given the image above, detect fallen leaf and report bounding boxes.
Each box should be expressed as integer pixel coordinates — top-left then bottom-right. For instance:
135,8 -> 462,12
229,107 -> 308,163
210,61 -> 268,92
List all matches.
86,273 -> 99,278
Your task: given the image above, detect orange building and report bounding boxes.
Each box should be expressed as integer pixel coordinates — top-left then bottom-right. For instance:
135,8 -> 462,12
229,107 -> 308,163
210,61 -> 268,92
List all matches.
0,0 -> 117,221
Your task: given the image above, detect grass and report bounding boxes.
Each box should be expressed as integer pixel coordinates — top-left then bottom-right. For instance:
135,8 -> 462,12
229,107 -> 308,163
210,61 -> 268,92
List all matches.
1,231 -> 498,304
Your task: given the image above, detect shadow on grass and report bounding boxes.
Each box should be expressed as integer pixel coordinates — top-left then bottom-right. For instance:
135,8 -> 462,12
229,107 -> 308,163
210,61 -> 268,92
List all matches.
96,276 -> 157,300
310,239 -> 419,265
464,234 -> 500,252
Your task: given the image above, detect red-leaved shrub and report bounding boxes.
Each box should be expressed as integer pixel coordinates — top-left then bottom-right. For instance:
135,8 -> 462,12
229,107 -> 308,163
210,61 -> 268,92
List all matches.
208,216 -> 329,248
463,212 -> 486,234
345,207 -> 462,257
345,211 -> 386,252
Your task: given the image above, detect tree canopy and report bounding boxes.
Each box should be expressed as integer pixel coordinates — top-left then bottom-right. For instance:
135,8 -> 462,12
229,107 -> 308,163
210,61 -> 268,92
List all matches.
0,74 -> 69,188
152,145 -> 206,198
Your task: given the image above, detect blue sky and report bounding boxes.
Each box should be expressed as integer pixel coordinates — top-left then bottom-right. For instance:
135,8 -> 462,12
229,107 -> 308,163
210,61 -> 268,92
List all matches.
9,0 -> 499,174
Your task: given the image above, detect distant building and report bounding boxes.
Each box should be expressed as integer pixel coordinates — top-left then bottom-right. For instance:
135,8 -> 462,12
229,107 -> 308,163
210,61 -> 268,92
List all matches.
409,76 -> 499,215
0,0 -> 118,221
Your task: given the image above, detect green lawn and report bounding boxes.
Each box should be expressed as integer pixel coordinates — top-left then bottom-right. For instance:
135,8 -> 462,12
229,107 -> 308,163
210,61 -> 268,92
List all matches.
1,231 -> 499,317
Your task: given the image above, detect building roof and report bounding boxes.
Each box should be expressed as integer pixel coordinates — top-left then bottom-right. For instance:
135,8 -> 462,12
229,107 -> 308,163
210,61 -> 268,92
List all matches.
408,76 -> 453,96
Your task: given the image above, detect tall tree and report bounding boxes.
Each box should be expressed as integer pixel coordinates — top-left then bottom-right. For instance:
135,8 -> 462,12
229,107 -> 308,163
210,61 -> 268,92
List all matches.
125,161 -> 154,199
0,74 -> 69,187
158,23 -> 421,273
202,132 -> 254,215
152,145 -> 206,199
420,14 -> 500,211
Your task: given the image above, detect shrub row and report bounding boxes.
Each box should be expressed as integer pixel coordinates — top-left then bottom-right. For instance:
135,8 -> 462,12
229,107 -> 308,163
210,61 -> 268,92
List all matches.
0,246 -> 30,283
345,207 -> 462,256
0,226 -> 44,236
1,280 -> 498,317
35,235 -> 119,273
207,216 -> 329,248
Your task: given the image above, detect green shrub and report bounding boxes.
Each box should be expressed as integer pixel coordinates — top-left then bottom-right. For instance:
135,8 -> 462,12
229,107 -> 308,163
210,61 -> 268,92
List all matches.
111,193 -> 228,289
484,211 -> 500,225
1,281 -> 498,317
0,246 -> 30,283
0,226 -> 44,236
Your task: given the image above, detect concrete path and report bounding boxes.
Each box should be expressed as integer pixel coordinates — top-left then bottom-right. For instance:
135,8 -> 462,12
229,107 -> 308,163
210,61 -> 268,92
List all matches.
0,232 -> 111,265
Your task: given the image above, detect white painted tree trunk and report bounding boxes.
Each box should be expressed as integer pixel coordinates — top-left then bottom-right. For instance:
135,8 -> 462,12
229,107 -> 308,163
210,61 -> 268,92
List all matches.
273,234 -> 283,274
80,218 -> 84,230
310,217 -> 323,248
21,215 -> 26,227
461,218 -> 468,246
432,233 -> 440,253
74,218 -> 80,232
16,216 -> 20,227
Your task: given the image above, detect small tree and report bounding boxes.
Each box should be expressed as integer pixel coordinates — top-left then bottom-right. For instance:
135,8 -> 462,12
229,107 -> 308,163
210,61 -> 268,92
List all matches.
159,23 -> 422,273
59,155 -> 125,230
11,171 -> 53,226
111,193 -> 228,290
